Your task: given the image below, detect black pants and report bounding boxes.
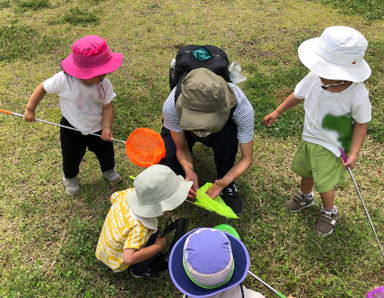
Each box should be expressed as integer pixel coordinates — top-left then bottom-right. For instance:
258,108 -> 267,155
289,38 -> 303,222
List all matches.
60,117 -> 115,178
130,231 -> 162,273
160,119 -> 238,179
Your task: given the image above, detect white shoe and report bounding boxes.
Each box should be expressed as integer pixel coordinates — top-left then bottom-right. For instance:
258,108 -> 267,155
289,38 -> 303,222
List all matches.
103,169 -> 121,185
63,177 -> 80,195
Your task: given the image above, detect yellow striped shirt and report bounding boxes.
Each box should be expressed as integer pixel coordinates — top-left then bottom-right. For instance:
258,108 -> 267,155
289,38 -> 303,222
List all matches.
95,188 -> 152,272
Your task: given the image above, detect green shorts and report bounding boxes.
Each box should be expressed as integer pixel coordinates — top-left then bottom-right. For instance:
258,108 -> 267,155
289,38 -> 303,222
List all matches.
291,140 -> 346,193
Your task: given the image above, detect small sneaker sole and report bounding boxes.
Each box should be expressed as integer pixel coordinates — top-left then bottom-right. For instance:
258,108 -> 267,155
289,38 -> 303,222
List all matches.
65,188 -> 80,196
107,178 -> 121,185
129,268 -> 163,279
317,229 -> 334,236
130,270 -> 144,279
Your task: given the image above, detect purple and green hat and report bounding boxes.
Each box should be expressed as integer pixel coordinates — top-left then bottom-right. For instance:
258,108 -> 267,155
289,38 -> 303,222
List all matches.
168,228 -> 250,298
367,286 -> 384,298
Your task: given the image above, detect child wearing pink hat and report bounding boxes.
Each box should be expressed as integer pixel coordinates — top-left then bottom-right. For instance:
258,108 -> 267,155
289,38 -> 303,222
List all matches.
24,35 -> 123,195
263,26 -> 372,236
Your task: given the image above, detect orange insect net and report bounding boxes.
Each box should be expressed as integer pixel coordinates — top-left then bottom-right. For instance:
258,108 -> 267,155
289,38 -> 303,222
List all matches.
125,128 -> 166,168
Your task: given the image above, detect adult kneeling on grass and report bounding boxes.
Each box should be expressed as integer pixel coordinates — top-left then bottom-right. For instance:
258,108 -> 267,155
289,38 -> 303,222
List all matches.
161,68 -> 254,215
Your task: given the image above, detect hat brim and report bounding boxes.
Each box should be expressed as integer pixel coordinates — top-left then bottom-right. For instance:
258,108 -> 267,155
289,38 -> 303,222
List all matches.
169,228 -> 250,298
127,176 -> 192,218
177,83 -> 237,133
61,52 -> 123,80
298,38 -> 371,82
179,109 -> 230,133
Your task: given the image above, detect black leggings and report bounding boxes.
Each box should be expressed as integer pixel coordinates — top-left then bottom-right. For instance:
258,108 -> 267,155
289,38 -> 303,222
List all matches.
129,232 -> 161,273
60,117 -> 115,178
160,119 -> 238,179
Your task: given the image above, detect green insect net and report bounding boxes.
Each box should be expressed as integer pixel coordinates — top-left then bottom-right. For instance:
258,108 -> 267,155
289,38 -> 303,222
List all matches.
194,182 -> 239,219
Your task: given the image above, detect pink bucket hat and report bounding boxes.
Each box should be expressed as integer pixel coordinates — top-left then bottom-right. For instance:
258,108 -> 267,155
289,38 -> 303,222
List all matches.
61,35 -> 123,80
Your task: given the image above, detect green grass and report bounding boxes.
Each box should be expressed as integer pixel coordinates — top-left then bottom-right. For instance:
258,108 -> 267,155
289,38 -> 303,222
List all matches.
0,25 -> 64,62
16,0 -> 51,11
311,0 -> 384,21
61,8 -> 100,26
1,0 -> 384,297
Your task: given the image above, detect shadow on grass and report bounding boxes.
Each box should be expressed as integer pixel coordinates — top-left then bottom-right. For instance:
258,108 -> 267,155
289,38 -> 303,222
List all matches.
0,25 -> 64,62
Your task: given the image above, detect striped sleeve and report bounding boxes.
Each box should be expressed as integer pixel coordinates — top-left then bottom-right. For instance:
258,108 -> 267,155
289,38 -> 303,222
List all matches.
163,87 -> 182,132
123,222 -> 151,250
229,83 -> 254,143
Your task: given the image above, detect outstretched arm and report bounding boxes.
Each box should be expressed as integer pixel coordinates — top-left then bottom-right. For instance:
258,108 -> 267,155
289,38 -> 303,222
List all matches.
24,83 -> 46,121
263,92 -> 301,126
170,131 -> 198,198
206,140 -> 253,199
342,122 -> 367,169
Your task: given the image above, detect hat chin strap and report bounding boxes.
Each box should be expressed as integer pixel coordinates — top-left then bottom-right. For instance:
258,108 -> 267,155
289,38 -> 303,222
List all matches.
321,80 -> 347,90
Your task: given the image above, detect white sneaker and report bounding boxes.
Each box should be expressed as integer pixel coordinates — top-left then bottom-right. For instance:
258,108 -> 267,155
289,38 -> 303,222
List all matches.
102,169 -> 121,185
63,177 -> 80,195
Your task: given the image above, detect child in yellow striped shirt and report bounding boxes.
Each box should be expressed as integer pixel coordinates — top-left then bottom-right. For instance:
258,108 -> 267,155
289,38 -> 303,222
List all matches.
95,165 -> 192,277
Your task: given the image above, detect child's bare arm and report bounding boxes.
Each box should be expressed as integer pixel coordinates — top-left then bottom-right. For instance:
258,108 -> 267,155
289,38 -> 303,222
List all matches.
101,102 -> 114,141
24,83 -> 47,121
123,234 -> 167,266
263,92 -> 301,126
342,122 -> 367,169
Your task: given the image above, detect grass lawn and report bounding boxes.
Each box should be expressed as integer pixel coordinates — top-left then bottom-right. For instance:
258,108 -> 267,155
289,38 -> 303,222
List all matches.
0,0 -> 383,297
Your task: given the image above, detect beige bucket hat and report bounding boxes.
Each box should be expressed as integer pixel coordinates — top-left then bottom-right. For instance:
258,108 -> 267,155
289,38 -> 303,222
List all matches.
127,165 -> 192,218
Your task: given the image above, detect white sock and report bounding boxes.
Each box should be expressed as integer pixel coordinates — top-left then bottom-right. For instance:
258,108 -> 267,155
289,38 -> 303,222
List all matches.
322,206 -> 337,214
302,192 -> 314,199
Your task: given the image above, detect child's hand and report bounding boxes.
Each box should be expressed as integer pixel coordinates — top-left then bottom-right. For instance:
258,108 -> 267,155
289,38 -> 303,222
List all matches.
206,179 -> 226,199
155,234 -> 167,251
263,110 -> 279,126
101,128 -> 113,141
23,108 -> 35,122
342,152 -> 358,169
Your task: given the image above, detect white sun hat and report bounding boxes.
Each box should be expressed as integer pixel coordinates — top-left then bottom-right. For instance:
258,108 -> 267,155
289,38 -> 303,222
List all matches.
127,164 -> 193,218
298,26 -> 371,82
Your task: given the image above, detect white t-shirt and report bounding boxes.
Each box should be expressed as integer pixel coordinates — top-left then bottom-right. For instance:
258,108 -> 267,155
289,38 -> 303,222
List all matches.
163,83 -> 254,144
294,72 -> 371,157
43,71 -> 116,134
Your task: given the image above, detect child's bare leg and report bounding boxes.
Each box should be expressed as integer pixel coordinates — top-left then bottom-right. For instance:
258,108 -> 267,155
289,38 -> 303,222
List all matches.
301,177 -> 314,194
319,189 -> 335,210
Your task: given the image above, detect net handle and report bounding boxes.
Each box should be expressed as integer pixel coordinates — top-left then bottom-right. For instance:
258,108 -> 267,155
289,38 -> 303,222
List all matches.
1,108 -> 167,167
0,108 -> 126,143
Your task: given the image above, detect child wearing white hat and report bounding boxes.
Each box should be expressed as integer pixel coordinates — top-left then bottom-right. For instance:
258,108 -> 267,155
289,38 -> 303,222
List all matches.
263,26 -> 372,236
95,164 -> 192,277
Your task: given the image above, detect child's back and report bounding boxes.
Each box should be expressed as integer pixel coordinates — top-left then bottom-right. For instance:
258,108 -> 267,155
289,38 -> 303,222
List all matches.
96,165 -> 192,277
